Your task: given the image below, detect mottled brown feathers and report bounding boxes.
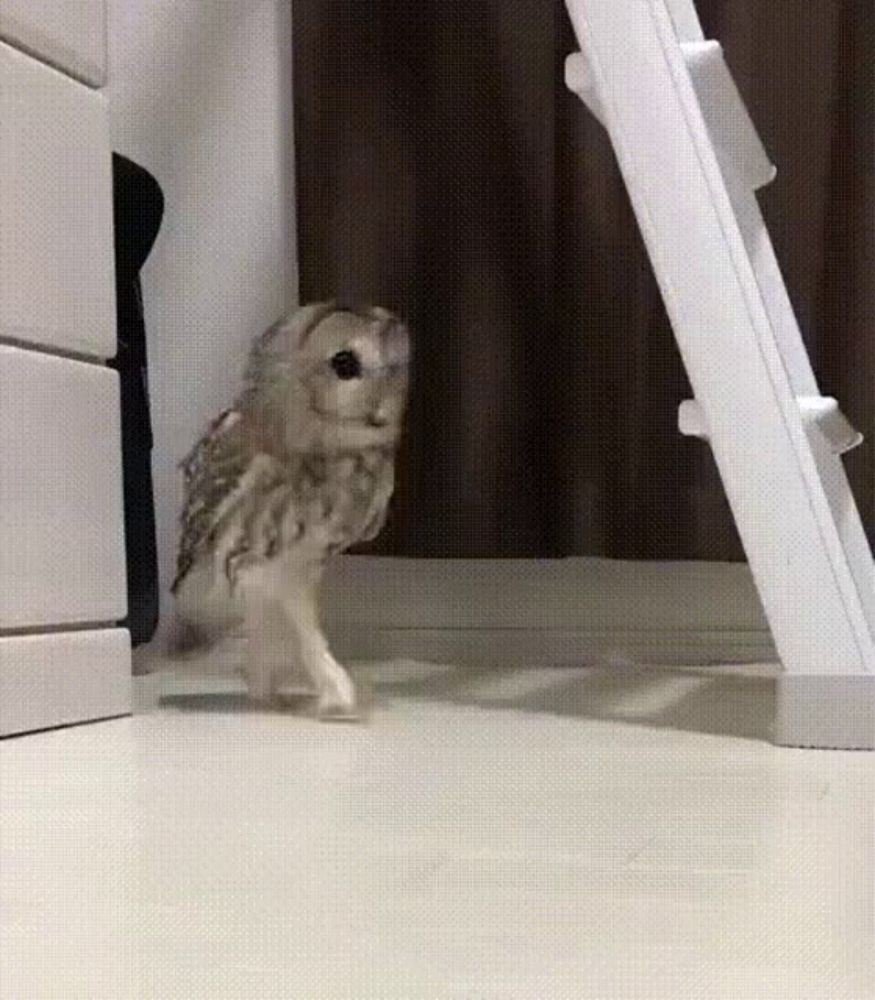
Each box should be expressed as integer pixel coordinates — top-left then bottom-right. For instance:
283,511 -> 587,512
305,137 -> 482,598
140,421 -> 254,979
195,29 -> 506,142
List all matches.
173,303 -> 408,596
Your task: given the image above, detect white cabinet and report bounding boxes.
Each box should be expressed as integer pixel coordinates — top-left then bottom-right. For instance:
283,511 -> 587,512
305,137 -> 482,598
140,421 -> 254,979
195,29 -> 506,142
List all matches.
0,42 -> 115,359
0,2 -> 130,737
0,0 -> 107,86
0,346 -> 127,629
0,630 -> 130,737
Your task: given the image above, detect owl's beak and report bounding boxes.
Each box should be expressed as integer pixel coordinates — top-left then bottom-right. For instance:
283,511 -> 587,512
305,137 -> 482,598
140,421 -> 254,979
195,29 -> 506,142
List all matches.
367,411 -> 390,428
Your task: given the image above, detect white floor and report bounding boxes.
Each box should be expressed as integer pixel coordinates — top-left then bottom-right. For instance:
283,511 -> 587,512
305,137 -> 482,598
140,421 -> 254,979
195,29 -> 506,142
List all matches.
1,660 -> 873,999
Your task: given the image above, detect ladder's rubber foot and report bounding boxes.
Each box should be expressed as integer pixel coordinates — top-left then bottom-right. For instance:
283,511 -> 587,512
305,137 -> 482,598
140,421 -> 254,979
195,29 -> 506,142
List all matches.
775,674 -> 875,750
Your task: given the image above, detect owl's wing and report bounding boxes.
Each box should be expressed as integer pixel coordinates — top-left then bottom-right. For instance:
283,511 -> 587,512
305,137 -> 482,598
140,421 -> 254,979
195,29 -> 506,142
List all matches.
357,462 -> 395,543
172,409 -> 277,593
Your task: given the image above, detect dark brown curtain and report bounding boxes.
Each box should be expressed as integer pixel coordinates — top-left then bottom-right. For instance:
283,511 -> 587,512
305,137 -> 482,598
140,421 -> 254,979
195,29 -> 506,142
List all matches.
293,1 -> 874,560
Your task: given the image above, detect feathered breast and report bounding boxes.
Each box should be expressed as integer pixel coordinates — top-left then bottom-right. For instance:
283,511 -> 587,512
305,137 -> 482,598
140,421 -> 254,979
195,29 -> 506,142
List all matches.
173,408 -> 396,594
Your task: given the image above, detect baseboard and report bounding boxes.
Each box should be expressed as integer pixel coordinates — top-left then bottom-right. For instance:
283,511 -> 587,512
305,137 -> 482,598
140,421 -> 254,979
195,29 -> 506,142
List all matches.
327,625 -> 776,667
320,556 -> 776,667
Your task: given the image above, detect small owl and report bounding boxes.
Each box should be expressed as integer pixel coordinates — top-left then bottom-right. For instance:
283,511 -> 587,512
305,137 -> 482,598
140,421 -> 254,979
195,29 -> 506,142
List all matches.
171,302 -> 410,719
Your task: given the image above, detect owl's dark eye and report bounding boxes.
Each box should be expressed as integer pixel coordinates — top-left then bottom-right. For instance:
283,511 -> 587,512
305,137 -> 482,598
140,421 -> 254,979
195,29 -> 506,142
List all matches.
330,349 -> 362,380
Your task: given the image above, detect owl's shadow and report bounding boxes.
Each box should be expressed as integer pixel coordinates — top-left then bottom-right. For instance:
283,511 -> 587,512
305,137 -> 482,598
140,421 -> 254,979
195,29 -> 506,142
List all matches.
159,692 -> 315,715
155,679 -> 374,720
153,661 -> 776,743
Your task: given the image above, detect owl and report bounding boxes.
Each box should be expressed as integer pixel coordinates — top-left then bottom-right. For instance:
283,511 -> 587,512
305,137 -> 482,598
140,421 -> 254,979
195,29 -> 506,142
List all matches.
170,302 -> 410,720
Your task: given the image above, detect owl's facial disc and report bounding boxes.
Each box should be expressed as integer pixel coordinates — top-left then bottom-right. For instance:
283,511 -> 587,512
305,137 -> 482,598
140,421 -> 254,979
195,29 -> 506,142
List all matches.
301,307 -> 410,444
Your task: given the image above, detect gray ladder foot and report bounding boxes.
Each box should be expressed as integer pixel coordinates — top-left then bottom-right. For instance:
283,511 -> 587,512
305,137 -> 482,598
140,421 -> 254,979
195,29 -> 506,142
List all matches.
775,674 -> 875,750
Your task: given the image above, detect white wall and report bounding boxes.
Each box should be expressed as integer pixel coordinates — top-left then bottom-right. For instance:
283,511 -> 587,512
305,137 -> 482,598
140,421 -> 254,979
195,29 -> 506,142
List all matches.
107,0 -> 297,633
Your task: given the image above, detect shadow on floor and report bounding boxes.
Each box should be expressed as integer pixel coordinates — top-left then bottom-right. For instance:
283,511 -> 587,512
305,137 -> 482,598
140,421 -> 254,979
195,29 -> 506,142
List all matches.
159,691 -> 317,716
371,663 -> 777,743
145,660 -> 777,743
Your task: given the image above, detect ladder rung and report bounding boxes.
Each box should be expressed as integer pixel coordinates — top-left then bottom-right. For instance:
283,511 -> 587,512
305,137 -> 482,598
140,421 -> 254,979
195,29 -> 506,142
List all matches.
679,398 -> 864,455
565,52 -> 604,126
565,40 -> 776,192
681,41 -> 776,192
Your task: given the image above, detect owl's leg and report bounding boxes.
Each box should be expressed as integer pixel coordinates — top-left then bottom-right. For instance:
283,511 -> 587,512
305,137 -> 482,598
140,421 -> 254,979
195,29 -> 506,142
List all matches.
238,563 -> 314,705
240,587 -> 285,704
279,575 -> 359,721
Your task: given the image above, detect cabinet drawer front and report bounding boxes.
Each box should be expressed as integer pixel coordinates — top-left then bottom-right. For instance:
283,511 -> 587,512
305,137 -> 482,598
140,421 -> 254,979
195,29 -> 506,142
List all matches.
0,0 -> 106,87
0,346 -> 127,628
0,628 -> 130,737
0,43 -> 115,358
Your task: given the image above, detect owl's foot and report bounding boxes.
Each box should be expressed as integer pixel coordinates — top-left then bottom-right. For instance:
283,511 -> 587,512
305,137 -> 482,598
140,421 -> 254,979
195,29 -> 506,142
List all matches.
274,662 -> 318,700
317,689 -> 361,722
245,666 -> 320,711
243,662 -> 359,719
314,667 -> 360,722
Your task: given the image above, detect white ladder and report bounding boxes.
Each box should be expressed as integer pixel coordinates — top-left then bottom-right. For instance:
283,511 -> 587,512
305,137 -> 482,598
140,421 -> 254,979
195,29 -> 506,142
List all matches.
564,0 -> 874,748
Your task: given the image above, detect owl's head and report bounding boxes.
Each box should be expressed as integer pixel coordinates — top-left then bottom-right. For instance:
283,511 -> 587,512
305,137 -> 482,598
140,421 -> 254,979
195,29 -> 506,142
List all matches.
242,302 -> 410,453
